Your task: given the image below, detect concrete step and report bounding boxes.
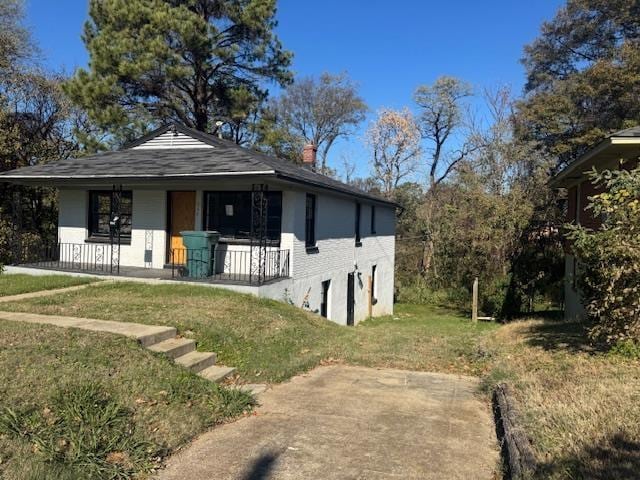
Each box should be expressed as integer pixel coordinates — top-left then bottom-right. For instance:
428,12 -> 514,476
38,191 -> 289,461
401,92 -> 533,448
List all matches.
175,351 -> 216,373
147,337 -> 196,359
198,365 -> 236,383
137,327 -> 177,347
234,383 -> 268,396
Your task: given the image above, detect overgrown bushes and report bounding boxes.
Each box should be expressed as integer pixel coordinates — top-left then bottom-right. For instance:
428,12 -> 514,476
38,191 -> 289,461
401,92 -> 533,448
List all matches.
569,167 -> 640,344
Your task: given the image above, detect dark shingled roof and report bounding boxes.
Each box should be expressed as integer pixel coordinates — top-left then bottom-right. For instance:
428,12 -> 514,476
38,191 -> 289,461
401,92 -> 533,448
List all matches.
0,123 -> 396,206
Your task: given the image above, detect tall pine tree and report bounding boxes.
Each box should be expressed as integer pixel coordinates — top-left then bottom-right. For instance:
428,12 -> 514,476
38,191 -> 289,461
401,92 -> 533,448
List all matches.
65,0 -> 292,143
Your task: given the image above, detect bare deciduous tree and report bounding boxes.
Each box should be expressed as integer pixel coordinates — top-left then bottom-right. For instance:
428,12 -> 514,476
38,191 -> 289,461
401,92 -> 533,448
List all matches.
414,76 -> 483,187
366,108 -> 421,196
263,72 -> 367,171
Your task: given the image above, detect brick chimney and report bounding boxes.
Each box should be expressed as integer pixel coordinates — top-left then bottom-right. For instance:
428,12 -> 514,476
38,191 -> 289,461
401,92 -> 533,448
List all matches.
302,143 -> 317,168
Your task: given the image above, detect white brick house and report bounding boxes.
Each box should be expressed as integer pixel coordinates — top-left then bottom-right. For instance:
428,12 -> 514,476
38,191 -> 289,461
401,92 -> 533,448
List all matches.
1,123 -> 396,325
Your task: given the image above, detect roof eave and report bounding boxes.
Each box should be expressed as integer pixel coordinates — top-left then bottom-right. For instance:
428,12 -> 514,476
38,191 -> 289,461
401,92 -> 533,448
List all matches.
549,135 -> 640,188
548,138 -> 612,188
274,172 -> 398,207
0,170 -> 277,185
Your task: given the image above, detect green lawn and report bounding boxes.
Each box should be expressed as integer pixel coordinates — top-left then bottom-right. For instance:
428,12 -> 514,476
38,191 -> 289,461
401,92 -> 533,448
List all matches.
0,320 -> 253,480
0,274 -> 97,297
0,281 -> 498,382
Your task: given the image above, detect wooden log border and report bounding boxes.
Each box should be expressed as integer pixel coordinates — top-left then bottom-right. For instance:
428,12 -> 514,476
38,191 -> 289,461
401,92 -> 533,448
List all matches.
492,383 -> 537,479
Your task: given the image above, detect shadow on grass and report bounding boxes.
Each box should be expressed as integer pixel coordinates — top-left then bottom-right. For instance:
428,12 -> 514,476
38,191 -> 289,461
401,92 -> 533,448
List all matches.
523,320 -> 597,354
507,309 -> 565,322
241,451 -> 279,480
537,432 -> 640,480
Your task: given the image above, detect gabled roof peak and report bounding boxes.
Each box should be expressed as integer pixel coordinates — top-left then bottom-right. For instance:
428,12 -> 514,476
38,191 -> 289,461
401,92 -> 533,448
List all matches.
124,122 -> 223,150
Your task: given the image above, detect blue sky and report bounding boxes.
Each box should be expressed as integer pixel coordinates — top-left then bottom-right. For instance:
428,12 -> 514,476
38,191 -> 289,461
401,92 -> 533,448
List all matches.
25,0 -> 563,178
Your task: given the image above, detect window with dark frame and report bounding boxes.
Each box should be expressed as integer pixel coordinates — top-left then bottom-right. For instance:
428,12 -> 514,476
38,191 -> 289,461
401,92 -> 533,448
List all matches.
355,202 -> 361,245
305,194 -> 316,248
321,279 -> 330,318
371,265 -> 377,304
88,190 -> 132,240
370,205 -> 376,234
203,191 -> 282,241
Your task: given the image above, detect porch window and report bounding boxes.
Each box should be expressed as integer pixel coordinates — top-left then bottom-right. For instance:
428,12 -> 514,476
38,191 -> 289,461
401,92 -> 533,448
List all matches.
88,190 -> 132,240
203,191 -> 282,241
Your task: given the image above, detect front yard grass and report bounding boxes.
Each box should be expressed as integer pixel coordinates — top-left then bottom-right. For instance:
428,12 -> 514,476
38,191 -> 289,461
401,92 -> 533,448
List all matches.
0,320 -> 253,480
0,281 -> 498,382
2,281 -> 638,479
482,319 -> 640,479
0,274 -> 97,297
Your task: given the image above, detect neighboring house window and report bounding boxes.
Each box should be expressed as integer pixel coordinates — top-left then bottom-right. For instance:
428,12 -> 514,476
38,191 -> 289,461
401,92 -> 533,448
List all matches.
371,205 -> 376,234
305,194 -> 316,248
203,191 -> 282,241
355,202 -> 362,245
88,190 -> 132,240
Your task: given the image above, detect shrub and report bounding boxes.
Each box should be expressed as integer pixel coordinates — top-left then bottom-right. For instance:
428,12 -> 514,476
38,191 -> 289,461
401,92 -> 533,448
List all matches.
608,339 -> 640,360
396,278 -> 469,309
480,276 -> 509,318
568,167 -> 640,344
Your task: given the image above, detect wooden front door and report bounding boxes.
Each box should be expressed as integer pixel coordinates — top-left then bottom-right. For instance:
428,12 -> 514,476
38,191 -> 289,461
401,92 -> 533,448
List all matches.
167,191 -> 196,259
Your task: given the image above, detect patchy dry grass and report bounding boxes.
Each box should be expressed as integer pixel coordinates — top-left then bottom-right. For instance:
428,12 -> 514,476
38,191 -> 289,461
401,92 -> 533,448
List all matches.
0,274 -> 97,297
482,319 -> 640,480
0,320 -> 253,479
0,282 -> 498,383
3,281 -> 638,478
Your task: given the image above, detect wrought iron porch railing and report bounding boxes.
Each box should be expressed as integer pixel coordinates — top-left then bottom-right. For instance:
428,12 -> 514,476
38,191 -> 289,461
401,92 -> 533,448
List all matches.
170,246 -> 290,285
12,242 -> 116,274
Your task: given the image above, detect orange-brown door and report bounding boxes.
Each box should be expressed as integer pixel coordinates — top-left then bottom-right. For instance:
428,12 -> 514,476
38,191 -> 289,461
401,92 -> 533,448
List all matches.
168,191 -> 196,255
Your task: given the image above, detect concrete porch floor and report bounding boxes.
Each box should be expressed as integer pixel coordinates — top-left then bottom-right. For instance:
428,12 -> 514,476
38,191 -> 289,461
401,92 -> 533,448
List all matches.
17,262 -> 284,286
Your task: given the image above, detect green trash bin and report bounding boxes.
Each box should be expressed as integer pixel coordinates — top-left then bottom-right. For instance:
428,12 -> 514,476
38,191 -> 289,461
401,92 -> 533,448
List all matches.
180,231 -> 220,278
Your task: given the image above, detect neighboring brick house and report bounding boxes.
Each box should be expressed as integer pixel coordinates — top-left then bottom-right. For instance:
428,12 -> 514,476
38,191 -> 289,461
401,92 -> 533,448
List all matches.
0,123 -> 397,326
550,126 -> 640,320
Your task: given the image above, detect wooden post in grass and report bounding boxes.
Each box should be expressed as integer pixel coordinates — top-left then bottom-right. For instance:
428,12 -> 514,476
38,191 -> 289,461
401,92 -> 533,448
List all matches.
472,277 -> 478,323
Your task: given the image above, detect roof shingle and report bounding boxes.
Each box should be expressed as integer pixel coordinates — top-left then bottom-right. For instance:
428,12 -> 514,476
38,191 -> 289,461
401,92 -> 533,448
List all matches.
0,123 -> 395,206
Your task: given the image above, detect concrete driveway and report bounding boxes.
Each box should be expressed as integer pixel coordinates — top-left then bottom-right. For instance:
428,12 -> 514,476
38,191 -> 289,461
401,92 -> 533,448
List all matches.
157,366 -> 499,480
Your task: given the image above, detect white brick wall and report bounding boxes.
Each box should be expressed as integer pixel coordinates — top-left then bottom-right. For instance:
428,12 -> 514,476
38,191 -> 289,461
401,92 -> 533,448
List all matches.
57,185 -> 396,325
58,188 -> 167,269
279,190 -> 395,325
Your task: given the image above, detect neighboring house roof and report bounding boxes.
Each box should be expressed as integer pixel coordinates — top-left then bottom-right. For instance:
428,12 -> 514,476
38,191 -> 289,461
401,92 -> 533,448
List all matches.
605,125 -> 640,137
0,123 -> 396,207
549,126 -> 640,188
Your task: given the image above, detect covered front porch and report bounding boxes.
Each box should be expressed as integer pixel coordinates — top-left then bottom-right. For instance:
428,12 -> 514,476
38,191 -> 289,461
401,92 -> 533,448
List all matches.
7,180 -> 291,286
11,241 -> 290,286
